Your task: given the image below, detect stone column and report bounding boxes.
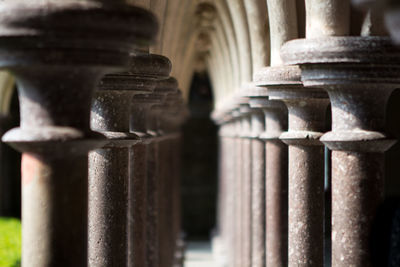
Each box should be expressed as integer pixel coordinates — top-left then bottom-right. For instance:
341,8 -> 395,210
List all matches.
248,102 -> 266,267
158,91 -> 182,267
145,78 -> 179,267
0,1 -> 157,266
89,71 -> 140,267
283,36 -> 400,267
158,83 -> 181,267
212,111 -> 233,267
89,53 -> 171,267
130,92 -> 164,267
239,102 -> 253,267
262,0 -> 324,265
145,104 -> 162,267
249,92 -> 289,267
213,107 -> 237,267
172,106 -> 188,267
167,98 -> 186,267
231,107 -> 243,267
256,67 -> 329,267
262,100 -> 288,267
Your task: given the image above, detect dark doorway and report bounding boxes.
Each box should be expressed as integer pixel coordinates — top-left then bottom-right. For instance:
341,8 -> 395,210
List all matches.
181,72 -> 218,240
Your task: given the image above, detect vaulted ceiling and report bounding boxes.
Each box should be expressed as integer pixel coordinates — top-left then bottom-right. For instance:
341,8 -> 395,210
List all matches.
136,0 -> 385,110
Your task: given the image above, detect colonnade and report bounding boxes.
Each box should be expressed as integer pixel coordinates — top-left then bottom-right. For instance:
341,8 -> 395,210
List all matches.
212,1 -> 400,267
0,1 -> 187,267
1,0 -> 400,266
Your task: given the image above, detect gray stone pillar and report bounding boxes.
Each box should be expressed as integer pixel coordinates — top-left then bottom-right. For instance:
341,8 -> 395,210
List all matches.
232,108 -> 243,267
89,53 -> 171,267
131,92 -> 164,267
0,2 -> 157,266
212,107 -> 237,267
256,66 -> 329,267
145,78 -> 180,267
248,104 -> 266,267
239,102 -> 253,267
248,93 -> 289,267
282,36 -> 400,267
89,77 -> 140,267
253,72 -> 290,267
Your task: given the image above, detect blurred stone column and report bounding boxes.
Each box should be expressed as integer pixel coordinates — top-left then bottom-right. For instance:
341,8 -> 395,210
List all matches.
211,107 -> 235,267
131,92 -> 164,267
90,52 -> 171,267
253,72 -> 290,267
158,89 -> 182,267
0,1 -> 157,266
248,99 -> 266,267
232,107 -> 243,267
145,78 -> 180,267
239,102 -> 253,267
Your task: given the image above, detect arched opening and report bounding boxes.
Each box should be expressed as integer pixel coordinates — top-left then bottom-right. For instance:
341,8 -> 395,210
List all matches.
181,72 -> 218,264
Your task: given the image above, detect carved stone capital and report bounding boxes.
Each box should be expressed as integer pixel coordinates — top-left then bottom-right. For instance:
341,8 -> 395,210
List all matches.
282,36 -> 400,152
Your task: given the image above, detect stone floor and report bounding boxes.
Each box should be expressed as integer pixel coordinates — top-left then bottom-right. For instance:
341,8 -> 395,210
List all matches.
184,241 -> 218,267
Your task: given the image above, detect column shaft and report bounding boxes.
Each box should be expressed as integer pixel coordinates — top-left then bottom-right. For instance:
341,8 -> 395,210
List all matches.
129,143 -> 148,267
251,137 -> 265,267
250,110 -> 265,267
265,140 -> 288,267
281,35 -> 400,267
22,153 -> 88,266
288,145 -> 324,266
242,135 -> 252,267
89,147 -> 129,266
283,98 -> 328,267
146,140 -> 160,267
234,118 -> 243,267
332,151 -> 384,266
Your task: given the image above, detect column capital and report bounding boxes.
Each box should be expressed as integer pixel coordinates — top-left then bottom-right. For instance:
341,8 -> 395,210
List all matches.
282,36 -> 400,152
0,0 -> 158,156
239,102 -> 253,139
249,97 -> 287,141
254,65 -> 327,146
0,0 -> 157,69
92,54 -> 171,147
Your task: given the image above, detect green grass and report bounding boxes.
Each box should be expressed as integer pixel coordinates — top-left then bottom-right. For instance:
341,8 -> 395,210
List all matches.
0,218 -> 21,267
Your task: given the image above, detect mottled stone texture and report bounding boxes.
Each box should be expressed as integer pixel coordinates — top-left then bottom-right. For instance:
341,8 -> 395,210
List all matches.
129,144 -> 148,267
282,36 -> 400,267
241,136 -> 252,267
0,1 -> 157,267
146,141 -> 160,267
288,145 -> 324,266
331,151 -> 384,266
21,154 -> 89,266
265,140 -> 288,267
254,64 -> 327,267
251,137 -> 265,267
234,118 -> 243,267
89,148 -> 129,266
282,98 -> 328,267
262,100 -> 288,267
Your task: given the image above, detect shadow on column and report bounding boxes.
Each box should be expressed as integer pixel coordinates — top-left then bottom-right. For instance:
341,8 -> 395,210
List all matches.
181,72 -> 218,241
